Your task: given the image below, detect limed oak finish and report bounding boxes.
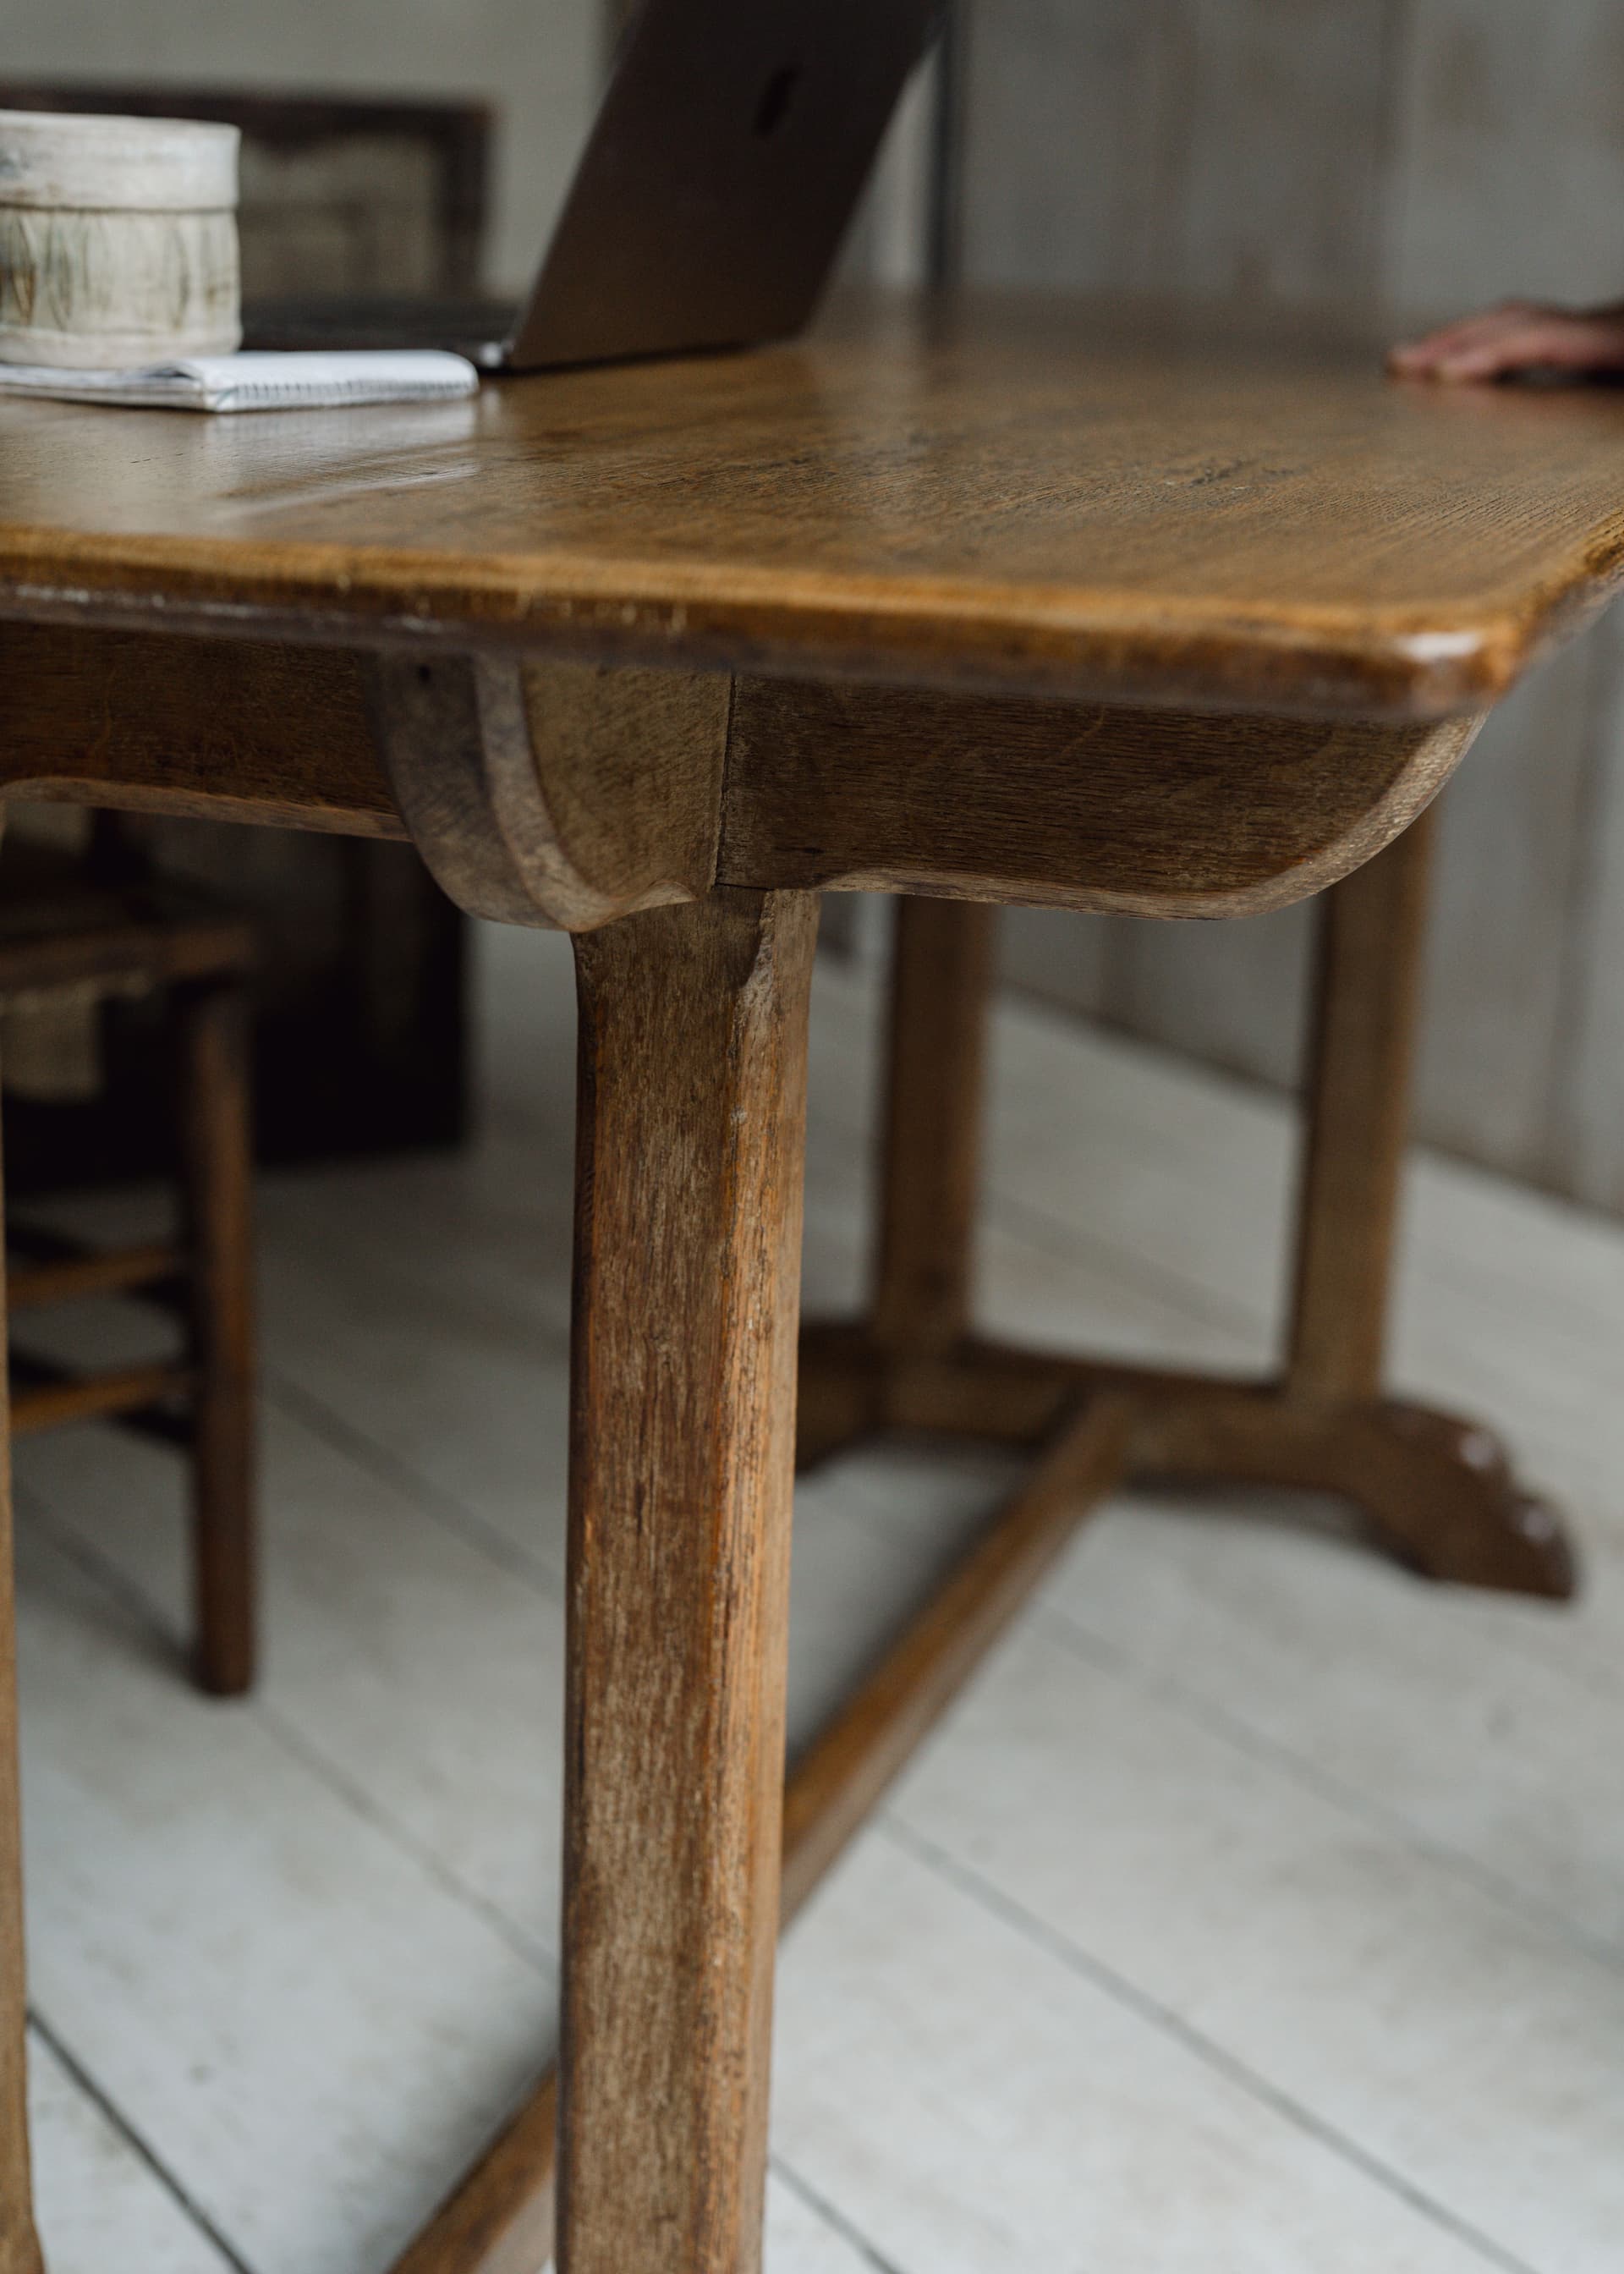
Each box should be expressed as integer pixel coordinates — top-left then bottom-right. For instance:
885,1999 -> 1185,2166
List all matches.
1,297 -> 1620,2273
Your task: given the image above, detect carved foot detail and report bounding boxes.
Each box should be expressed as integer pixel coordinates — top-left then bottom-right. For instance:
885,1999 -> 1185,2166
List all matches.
796,1323 -> 1579,1603
1352,1402 -> 1577,1599
1133,1385 -> 1577,1599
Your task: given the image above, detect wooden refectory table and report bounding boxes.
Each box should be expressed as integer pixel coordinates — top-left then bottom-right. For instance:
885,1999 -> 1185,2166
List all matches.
2,296 -> 1622,2273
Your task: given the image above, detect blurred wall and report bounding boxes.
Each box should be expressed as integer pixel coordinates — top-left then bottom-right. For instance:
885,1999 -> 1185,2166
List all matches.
1,0 -> 601,292
0,0 -> 935,296
960,0 -> 1624,1216
0,0 -> 936,298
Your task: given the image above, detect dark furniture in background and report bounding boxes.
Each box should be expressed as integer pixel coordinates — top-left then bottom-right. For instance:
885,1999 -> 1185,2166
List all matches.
0,83 -> 490,1189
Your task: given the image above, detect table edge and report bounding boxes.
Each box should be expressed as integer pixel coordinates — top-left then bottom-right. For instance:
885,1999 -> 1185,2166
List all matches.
2,526 -> 1615,721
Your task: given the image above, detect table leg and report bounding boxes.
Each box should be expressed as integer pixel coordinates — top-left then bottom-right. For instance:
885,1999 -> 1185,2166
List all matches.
388,1387 -> 1130,2274
871,898 -> 996,1352
558,888 -> 818,2274
1287,805 -> 1436,1402
0,1123 -> 44,2271
799,898 -> 995,1469
1261,808 -> 1571,1589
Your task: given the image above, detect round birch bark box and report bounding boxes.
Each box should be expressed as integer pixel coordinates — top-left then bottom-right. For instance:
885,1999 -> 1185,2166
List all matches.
0,110 -> 241,368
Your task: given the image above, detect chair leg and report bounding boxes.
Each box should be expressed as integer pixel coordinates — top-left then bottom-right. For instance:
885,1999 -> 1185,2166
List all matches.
175,980 -> 257,1700
558,889 -> 817,2274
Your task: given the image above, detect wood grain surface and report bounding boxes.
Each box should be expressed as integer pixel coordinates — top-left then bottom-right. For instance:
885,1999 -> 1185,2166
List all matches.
720,680 -> 1481,915
3,623 -> 1479,926
796,1326 -> 1573,1600
562,889 -> 818,2274
5,299 -> 1624,716
0,624 -> 399,837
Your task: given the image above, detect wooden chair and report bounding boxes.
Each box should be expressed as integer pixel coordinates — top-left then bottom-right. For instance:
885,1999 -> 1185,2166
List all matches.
0,832 -> 257,1698
0,86 -> 493,1706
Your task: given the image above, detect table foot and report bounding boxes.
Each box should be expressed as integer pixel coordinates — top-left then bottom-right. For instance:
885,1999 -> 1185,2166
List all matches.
796,1323 -> 1577,1601
1133,1381 -> 1577,1599
386,1392 -> 1129,2274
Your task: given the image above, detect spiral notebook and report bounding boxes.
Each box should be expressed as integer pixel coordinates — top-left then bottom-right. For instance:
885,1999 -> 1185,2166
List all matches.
0,350 -> 481,413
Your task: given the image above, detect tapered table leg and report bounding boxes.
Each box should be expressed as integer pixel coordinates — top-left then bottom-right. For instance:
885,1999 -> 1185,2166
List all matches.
559,888 -> 818,2274
0,1118 -> 44,2271
800,898 -> 995,1468
1287,805 -> 1437,1403
1278,807 -> 1572,1589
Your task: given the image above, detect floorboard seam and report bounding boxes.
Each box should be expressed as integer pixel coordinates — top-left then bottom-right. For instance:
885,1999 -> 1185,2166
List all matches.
256,1702 -> 557,1980
805,1047 -> 1278,1352
14,1479 -> 190,1683
16,1481 -> 557,1982
769,2153 -> 914,2274
985,1182 -> 1272,1348
26,2011 -> 260,2274
1034,1600 -> 1624,1982
264,1367 -> 567,1598
879,1816 -> 1544,2274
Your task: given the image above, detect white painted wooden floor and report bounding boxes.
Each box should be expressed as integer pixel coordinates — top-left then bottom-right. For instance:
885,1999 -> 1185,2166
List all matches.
12,914 -> 1624,2274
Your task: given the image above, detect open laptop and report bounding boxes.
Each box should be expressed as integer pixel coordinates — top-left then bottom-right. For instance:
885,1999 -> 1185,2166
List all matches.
248,0 -> 944,371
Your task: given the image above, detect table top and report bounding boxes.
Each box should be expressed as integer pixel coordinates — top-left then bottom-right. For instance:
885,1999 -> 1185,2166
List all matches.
7,295 -> 1624,719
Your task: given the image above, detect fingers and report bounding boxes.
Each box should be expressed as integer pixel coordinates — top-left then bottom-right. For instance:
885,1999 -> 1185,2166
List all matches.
1428,322 -> 1595,379
1389,304 -> 1624,382
1389,301 -> 1544,374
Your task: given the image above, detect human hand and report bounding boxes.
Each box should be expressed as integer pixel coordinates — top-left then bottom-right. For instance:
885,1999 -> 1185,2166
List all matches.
1388,299 -> 1624,382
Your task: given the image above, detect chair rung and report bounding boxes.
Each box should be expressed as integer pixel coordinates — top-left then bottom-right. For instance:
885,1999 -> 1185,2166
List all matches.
8,1243 -> 183,1311
10,1361 -> 194,1436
